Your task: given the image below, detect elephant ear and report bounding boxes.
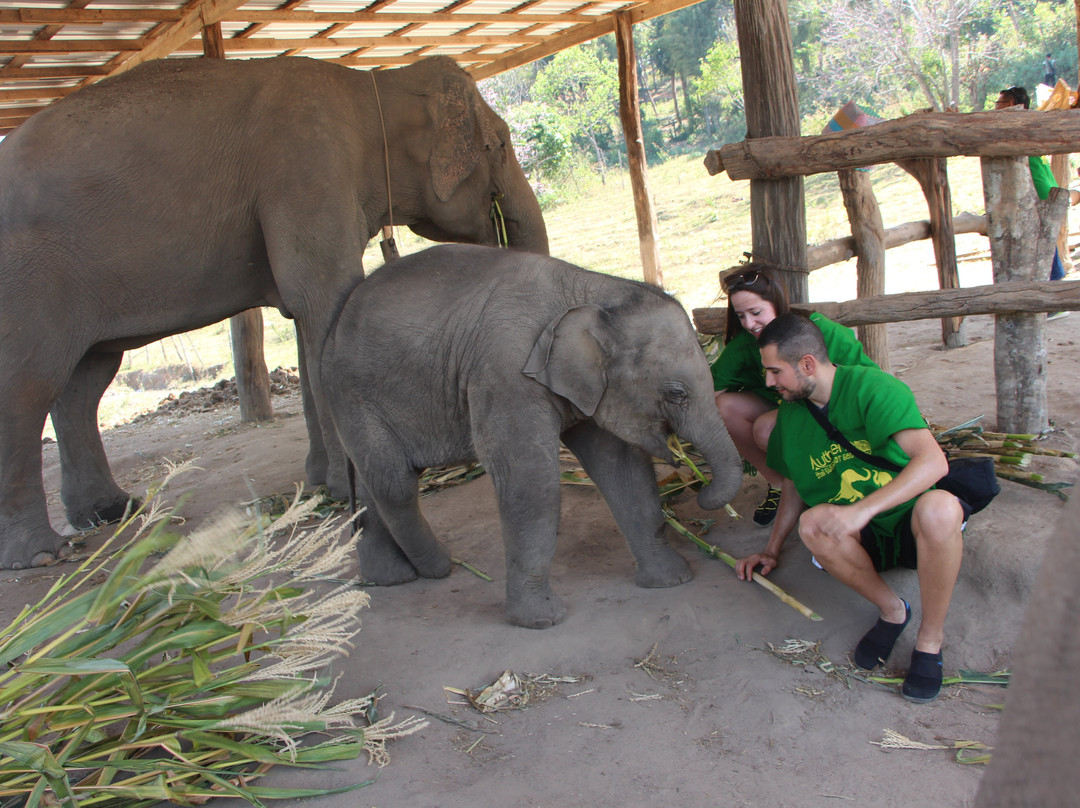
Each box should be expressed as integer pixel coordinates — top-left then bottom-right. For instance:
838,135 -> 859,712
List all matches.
430,73 -> 502,202
523,305 -> 608,417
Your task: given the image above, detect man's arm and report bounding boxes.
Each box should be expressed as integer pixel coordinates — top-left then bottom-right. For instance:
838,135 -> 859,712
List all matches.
802,427 -> 948,540
735,477 -> 807,580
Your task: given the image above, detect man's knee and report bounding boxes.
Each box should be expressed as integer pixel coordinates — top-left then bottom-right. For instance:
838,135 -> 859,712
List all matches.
912,489 -> 965,550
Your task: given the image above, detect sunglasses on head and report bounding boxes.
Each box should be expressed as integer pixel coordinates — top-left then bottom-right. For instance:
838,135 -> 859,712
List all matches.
723,269 -> 761,292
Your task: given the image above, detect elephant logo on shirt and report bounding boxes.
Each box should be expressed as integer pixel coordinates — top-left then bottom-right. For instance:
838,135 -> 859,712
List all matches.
829,468 -> 894,503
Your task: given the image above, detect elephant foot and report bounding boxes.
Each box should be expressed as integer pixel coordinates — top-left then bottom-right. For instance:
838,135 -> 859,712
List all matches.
408,541 -> 453,579
634,548 -> 693,588
305,448 -> 329,489
358,538 -> 420,585
505,585 -> 567,629
1,531 -> 73,571
64,492 -> 138,530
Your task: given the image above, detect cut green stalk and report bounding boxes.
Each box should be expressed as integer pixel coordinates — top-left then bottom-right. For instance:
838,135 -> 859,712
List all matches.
663,513 -> 821,621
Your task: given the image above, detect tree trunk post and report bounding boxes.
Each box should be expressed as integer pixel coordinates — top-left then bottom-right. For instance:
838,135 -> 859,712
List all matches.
836,168 -> 889,371
229,310 -> 274,421
981,156 -> 1066,434
614,11 -> 662,288
204,21 -> 273,422
1051,152 -> 1072,274
899,158 -> 966,347
733,0 -> 807,303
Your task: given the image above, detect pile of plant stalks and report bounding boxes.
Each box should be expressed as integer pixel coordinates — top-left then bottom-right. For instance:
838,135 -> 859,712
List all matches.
932,418 -> 1077,500
0,462 -> 423,808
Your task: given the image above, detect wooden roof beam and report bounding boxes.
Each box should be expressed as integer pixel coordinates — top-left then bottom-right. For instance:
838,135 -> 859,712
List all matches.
0,9 -> 182,24
470,0 -> 707,79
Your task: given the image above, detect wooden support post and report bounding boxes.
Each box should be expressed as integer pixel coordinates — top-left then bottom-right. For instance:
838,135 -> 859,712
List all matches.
1051,153 -> 1072,273
614,11 -> 662,288
836,168 -> 889,371
981,156 -> 1067,434
899,158 -> 966,347
230,310 -> 274,422
733,0 -> 807,303
204,21 -> 273,422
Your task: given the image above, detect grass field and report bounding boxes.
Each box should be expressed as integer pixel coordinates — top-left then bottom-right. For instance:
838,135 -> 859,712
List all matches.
87,153 -> 1000,433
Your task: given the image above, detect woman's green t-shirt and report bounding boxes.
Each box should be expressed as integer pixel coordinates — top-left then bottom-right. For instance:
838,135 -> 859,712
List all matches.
710,312 -> 876,403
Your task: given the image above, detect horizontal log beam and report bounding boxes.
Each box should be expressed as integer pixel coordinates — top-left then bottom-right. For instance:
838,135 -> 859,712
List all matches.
0,65 -> 110,80
692,280 -> 1080,334
807,211 -> 986,270
704,109 -> 1080,181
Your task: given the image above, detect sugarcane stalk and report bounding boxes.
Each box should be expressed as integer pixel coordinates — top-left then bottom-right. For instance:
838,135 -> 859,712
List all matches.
663,515 -> 821,621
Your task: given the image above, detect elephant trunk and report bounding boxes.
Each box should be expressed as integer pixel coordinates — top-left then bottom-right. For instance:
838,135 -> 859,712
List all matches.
675,415 -> 743,512
502,178 -> 549,255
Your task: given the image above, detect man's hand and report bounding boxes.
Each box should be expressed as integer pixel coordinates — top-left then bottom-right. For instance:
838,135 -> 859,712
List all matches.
799,501 -> 872,543
735,552 -> 778,581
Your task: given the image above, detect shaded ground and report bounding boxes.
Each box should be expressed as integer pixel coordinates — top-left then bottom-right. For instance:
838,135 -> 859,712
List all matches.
7,313 -> 1079,808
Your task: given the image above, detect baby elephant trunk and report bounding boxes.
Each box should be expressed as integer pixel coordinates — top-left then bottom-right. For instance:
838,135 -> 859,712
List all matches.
680,421 -> 743,513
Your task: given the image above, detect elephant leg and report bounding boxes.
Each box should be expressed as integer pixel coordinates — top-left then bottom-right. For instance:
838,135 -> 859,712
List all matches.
477,415 -> 567,628
561,422 -> 692,588
353,473 -> 422,585
51,351 -> 135,528
0,367 -> 71,568
296,328 -> 349,495
343,430 -> 452,583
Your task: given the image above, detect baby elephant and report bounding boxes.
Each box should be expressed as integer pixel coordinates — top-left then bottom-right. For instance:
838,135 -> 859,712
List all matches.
323,244 -> 742,628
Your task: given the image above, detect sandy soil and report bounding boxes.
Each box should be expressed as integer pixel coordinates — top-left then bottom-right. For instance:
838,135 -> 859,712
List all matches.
5,304 -> 1079,808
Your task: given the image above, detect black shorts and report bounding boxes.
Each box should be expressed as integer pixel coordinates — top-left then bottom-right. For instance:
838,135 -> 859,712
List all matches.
860,495 -> 973,572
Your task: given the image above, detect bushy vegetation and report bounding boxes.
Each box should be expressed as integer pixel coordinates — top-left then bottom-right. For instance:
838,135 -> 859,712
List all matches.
481,0 -> 1076,192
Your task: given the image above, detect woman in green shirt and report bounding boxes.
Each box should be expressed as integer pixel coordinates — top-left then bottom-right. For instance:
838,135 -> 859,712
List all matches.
712,264 -> 877,526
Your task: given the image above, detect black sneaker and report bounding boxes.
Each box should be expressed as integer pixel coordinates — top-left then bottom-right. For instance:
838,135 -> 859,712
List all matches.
753,487 -> 781,527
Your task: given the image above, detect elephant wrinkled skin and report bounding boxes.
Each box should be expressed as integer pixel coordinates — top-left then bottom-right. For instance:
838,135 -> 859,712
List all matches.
0,55 -> 547,569
323,244 -> 742,628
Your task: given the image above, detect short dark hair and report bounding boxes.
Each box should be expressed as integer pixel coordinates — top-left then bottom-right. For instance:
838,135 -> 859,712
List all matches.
757,312 -> 827,365
720,263 -> 790,342
999,86 -> 1030,109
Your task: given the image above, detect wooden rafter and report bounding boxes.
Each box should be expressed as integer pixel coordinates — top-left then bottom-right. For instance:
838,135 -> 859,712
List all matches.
0,0 -> 708,132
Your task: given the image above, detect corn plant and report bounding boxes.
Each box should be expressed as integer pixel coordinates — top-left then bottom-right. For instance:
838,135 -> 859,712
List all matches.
0,463 -> 422,808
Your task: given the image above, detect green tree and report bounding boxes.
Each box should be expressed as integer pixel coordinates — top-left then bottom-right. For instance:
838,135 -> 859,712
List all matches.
532,45 -> 621,179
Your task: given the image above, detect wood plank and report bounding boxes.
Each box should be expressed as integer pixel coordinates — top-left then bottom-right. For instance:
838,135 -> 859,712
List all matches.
0,9 -> 181,23
705,109 -> 1080,180
173,33 -> 546,52
692,280 -> 1080,335
0,65 -> 109,79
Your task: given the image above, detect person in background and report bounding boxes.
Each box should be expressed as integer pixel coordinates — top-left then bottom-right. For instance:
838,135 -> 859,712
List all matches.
995,85 -> 1069,319
735,313 -> 969,703
711,264 -> 877,527
1044,53 -> 1057,87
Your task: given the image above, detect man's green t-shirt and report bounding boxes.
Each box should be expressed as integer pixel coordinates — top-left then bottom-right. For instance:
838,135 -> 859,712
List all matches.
711,312 -> 875,403
766,365 -> 929,566
1028,155 -> 1057,200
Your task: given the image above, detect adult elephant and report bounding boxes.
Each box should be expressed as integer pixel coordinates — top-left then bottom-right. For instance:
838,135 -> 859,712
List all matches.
322,244 -> 743,628
0,55 -> 547,570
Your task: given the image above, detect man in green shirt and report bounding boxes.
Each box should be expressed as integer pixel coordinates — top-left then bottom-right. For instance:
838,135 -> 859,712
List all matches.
734,313 -> 968,703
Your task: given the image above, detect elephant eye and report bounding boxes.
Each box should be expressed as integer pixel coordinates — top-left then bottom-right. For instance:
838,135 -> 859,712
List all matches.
660,382 -> 689,405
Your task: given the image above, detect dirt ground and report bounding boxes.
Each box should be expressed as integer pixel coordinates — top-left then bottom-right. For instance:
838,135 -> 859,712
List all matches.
6,304 -> 1079,807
